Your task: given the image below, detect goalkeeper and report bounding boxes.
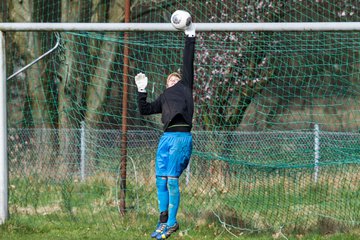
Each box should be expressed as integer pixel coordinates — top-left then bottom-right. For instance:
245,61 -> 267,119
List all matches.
134,10 -> 196,240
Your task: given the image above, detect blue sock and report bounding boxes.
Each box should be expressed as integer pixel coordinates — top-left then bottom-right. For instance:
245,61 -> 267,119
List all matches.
156,176 -> 169,215
167,177 -> 180,226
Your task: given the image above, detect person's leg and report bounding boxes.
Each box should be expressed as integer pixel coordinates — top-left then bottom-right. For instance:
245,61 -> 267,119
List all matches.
164,132 -> 192,227
156,132 -> 191,239
155,134 -> 170,218
151,176 -> 169,238
156,176 -> 169,218
167,177 -> 180,226
156,177 -> 180,239
152,135 -> 170,238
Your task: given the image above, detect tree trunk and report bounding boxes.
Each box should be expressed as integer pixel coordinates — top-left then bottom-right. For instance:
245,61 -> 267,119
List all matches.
83,0 -> 126,174
57,0 -> 90,177
85,0 -> 125,127
8,0 -> 55,175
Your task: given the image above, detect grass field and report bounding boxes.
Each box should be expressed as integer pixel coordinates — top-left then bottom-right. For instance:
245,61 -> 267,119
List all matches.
2,215 -> 359,240
2,173 -> 360,240
5,144 -> 360,239
1,213 -> 360,240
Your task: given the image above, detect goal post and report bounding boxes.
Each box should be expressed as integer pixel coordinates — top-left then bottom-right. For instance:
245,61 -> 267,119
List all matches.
1,21 -> 360,226
0,31 -> 7,225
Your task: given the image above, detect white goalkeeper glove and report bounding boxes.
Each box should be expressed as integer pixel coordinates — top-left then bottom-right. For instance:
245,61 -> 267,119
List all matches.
185,22 -> 196,37
134,73 -> 148,93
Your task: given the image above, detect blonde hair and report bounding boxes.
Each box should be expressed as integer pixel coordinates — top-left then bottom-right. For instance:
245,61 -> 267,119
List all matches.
166,72 -> 181,83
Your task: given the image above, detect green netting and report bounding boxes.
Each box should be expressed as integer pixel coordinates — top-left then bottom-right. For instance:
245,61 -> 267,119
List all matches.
2,0 -> 360,235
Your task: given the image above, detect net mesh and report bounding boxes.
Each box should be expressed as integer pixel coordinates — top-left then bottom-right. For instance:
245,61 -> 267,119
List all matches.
3,0 -> 360,234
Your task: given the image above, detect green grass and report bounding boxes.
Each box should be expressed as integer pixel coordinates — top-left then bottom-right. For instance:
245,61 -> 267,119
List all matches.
6,161 -> 360,239
1,214 -> 360,240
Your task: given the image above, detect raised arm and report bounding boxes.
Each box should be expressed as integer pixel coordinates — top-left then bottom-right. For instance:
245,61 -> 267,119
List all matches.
182,36 -> 195,89
171,10 -> 196,89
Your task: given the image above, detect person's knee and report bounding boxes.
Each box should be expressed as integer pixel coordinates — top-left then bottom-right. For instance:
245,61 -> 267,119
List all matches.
167,177 -> 179,194
156,176 -> 168,191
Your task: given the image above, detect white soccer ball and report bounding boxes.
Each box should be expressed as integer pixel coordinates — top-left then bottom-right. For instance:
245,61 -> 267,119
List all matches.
171,10 -> 192,30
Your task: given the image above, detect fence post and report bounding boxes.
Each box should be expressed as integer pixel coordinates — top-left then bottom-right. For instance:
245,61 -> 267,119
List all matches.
80,121 -> 86,182
314,123 -> 320,183
185,162 -> 191,186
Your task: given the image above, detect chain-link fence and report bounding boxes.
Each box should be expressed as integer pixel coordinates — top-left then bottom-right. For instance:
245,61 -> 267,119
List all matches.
7,128 -> 360,232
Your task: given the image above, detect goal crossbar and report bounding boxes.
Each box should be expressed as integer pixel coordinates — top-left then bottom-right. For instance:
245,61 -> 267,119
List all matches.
0,22 -> 360,32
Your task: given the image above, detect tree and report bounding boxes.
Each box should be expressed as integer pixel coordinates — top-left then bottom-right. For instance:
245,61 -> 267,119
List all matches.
8,0 -> 57,172
84,0 -> 126,128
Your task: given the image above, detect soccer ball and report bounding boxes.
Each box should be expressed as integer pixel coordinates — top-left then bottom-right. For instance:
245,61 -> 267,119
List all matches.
171,10 -> 192,30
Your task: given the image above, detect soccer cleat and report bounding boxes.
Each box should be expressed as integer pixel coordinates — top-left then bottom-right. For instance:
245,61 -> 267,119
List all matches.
156,223 -> 179,239
150,222 -> 166,238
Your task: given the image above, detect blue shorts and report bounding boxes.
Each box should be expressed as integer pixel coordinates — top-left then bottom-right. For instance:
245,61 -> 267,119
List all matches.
155,132 -> 192,177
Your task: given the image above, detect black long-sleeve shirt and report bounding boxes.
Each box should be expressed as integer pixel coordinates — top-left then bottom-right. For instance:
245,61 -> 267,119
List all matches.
138,36 -> 195,132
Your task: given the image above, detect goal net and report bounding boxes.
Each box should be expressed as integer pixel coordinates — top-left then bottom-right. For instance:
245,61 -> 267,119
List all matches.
4,0 -> 360,233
